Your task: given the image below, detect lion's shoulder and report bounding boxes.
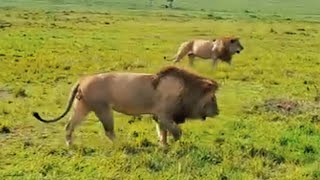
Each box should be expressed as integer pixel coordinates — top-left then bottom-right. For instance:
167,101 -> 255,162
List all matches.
151,66 -> 219,123
152,66 -> 218,92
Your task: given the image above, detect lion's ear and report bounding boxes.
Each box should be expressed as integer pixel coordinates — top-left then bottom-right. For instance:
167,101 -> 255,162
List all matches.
202,80 -> 219,93
230,37 -> 239,43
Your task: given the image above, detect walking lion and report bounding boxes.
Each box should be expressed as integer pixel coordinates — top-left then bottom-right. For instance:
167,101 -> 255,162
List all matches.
32,66 -> 220,146
170,36 -> 244,67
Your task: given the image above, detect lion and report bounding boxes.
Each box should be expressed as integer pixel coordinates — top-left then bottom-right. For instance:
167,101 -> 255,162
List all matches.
32,66 -> 219,146
169,36 -> 244,67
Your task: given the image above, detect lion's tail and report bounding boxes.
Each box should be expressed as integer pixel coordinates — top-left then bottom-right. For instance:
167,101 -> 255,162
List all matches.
167,41 -> 193,62
32,82 -> 80,123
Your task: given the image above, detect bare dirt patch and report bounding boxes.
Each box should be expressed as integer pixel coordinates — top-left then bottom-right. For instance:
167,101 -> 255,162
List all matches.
263,99 -> 298,113
0,89 -> 11,99
0,20 -> 12,29
245,98 -> 320,115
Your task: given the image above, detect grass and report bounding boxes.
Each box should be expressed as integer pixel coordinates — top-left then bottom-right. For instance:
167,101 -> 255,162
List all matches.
0,0 -> 320,179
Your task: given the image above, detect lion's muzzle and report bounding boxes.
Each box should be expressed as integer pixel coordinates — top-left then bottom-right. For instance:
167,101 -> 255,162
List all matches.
237,46 -> 244,54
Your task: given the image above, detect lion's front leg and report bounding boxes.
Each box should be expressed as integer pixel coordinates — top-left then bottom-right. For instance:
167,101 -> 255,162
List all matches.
212,57 -> 219,68
156,123 -> 168,146
157,117 -> 182,142
211,42 -> 220,68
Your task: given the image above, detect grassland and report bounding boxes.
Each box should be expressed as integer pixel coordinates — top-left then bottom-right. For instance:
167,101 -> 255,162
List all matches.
0,0 -> 320,179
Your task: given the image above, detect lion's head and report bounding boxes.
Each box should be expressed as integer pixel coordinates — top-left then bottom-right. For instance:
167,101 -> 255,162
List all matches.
225,37 -> 244,54
152,66 -> 219,123
186,78 -> 219,120
214,36 -> 244,63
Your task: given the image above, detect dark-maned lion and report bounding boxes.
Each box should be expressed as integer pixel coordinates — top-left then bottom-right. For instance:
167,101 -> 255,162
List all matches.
170,36 -> 244,67
32,66 -> 219,146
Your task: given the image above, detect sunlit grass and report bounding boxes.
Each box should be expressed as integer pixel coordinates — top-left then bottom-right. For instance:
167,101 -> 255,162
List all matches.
0,2 -> 320,179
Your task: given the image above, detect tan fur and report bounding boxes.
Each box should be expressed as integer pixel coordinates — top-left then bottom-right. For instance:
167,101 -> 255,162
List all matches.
171,36 -> 244,67
33,66 -> 219,146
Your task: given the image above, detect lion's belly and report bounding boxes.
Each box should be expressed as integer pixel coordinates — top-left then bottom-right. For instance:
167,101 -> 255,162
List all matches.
192,41 -> 213,59
108,74 -> 157,115
110,91 -> 155,115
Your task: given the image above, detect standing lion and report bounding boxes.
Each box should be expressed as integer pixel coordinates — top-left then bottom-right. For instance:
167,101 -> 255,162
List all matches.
32,66 -> 219,146
169,36 -> 244,67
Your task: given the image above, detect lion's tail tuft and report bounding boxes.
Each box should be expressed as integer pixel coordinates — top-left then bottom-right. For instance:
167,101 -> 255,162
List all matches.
32,83 -> 80,123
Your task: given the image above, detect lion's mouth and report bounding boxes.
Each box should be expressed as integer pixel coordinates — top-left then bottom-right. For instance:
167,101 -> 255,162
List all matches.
201,115 -> 206,120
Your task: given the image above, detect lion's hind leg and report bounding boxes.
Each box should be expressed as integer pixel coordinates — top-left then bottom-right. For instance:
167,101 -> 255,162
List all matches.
65,99 -> 90,146
93,107 -> 115,142
173,55 -> 183,64
173,41 -> 192,64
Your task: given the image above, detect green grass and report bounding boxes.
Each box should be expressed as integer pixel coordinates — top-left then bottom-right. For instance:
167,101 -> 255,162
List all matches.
1,0 -> 320,179
1,0 -> 320,21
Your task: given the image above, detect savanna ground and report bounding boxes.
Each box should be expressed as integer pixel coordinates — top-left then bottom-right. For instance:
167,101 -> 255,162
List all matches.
0,0 -> 320,179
